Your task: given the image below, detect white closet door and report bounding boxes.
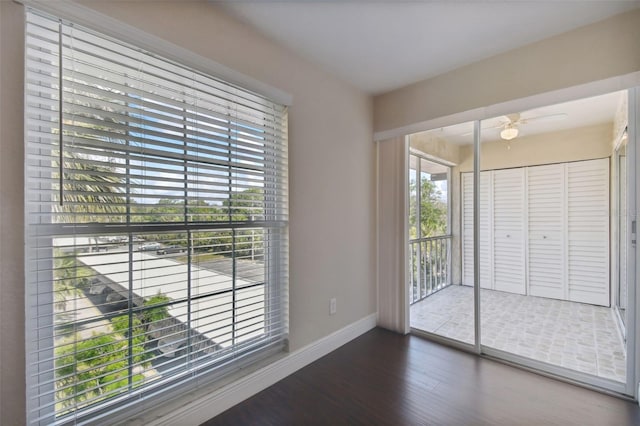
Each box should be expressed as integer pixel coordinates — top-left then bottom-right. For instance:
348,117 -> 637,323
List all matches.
527,163 -> 565,300
479,172 -> 493,289
461,171 -> 492,289
492,168 -> 526,294
462,173 -> 474,286
567,158 -> 610,306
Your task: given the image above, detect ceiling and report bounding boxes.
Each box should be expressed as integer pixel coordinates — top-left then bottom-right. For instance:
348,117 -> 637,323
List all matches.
215,1 -> 640,95
416,90 -> 625,145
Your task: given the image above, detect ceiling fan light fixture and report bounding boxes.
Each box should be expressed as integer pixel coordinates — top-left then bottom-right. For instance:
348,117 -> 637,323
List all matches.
500,126 -> 519,141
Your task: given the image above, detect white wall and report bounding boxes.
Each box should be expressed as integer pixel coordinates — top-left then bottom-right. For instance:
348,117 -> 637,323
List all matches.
0,1 -> 375,423
0,1 -> 26,423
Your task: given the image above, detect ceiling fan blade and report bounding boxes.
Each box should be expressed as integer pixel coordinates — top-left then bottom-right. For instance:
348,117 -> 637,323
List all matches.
520,112 -> 568,125
460,122 -> 505,136
505,113 -> 521,123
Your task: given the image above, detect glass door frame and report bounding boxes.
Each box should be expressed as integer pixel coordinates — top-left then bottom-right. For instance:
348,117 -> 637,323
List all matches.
625,87 -> 638,399
614,129 -> 628,337
408,150 -> 453,305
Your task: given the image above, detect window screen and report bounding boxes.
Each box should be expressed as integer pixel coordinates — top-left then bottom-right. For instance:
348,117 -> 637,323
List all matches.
25,9 -> 288,424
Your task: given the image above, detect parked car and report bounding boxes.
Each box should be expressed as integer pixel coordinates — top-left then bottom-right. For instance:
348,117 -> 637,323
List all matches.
156,245 -> 184,255
138,242 -> 161,251
105,235 -> 127,243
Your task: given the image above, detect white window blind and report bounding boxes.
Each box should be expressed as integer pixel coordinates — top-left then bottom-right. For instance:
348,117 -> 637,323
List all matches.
25,9 -> 288,424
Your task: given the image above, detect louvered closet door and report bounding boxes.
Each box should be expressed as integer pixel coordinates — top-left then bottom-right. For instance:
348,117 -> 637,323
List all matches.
567,159 -> 610,306
461,172 -> 492,288
479,172 -> 493,289
462,173 -> 474,286
527,164 -> 565,300
493,169 -> 526,295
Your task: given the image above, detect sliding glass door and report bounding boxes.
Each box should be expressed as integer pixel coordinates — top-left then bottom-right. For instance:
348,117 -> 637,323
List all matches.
478,92 -> 627,388
408,88 -> 637,398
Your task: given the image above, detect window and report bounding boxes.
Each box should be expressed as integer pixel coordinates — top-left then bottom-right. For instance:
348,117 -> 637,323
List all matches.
408,153 -> 450,303
25,10 -> 288,424
408,154 -> 449,239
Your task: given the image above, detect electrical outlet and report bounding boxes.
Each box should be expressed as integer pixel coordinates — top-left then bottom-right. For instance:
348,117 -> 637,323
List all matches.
329,298 -> 337,315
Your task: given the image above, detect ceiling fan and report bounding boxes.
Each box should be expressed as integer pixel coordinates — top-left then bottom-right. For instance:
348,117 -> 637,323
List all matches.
492,112 -> 568,141
461,112 -> 568,140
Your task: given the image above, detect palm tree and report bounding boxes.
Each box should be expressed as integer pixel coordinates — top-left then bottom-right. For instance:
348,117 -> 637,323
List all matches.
55,151 -> 127,224
52,152 -> 126,311
53,249 -> 82,313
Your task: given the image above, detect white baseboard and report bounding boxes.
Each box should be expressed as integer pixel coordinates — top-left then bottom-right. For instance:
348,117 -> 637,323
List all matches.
148,313 -> 377,426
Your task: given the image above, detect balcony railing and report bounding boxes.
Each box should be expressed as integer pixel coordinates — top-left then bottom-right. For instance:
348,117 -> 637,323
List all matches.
409,235 -> 451,304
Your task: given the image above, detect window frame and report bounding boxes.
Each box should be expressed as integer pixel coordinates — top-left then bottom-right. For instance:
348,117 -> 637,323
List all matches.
408,151 -> 452,240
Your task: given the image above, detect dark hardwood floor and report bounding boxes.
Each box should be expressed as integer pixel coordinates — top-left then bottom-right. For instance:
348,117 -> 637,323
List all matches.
203,328 -> 640,425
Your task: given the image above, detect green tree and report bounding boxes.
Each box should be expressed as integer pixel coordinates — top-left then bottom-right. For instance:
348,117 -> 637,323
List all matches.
112,315 -> 146,348
141,293 -> 171,324
188,199 -> 225,223
409,176 -> 447,239
56,292 -> 171,412
224,187 -> 264,221
131,188 -> 265,257
222,188 -> 265,258
55,333 -> 147,411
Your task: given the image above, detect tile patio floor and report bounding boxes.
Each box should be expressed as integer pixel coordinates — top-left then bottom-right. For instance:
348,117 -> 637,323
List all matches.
410,285 -> 626,382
